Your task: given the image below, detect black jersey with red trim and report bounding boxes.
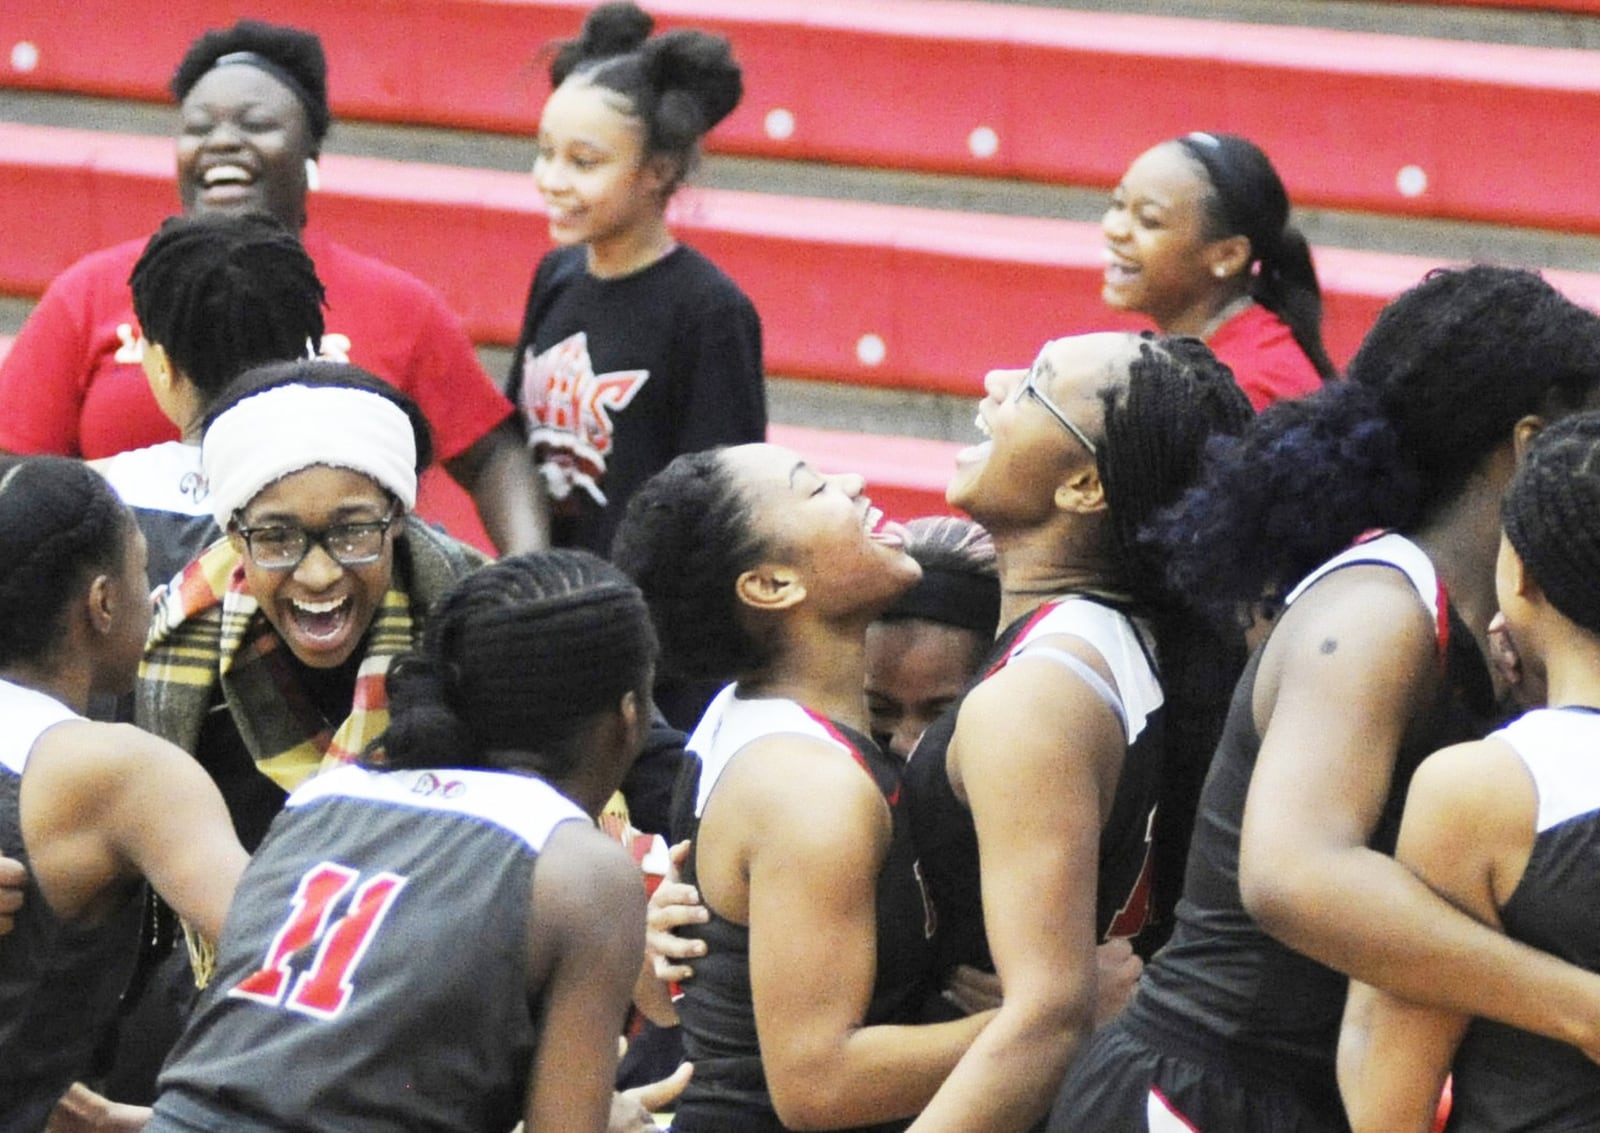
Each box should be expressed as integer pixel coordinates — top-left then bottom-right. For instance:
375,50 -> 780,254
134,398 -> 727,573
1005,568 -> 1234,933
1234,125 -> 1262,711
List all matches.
147,764 -> 587,1133
0,680 -> 142,1133
1446,707 -> 1600,1131
670,686 -> 936,1133
1123,533 -> 1498,1114
903,595 -> 1166,977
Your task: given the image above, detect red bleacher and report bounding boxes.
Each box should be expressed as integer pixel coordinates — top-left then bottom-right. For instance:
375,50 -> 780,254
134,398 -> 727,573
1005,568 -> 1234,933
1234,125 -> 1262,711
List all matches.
0,332 -> 961,524
12,122 -> 1598,407
4,0 -> 1599,234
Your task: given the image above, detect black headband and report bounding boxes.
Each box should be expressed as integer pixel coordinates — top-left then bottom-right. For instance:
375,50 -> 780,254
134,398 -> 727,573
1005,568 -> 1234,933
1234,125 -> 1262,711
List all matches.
1176,132 -> 1280,266
880,565 -> 1000,637
210,51 -> 321,147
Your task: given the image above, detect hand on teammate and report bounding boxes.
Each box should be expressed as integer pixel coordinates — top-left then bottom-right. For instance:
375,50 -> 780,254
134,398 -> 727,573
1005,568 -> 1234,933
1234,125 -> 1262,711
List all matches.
45,1083 -> 150,1133
646,841 -> 708,984
608,1058 -> 693,1132
0,853 -> 25,935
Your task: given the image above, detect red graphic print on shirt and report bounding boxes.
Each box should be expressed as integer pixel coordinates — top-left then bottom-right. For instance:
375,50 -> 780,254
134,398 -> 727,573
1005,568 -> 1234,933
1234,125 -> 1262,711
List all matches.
517,331 -> 649,507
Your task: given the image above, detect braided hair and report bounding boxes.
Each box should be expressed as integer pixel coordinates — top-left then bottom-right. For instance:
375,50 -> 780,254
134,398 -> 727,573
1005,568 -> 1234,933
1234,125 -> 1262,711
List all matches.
1504,413 -> 1600,637
131,214 -> 326,405
1158,264 -> 1600,628
548,1 -> 743,195
170,20 -> 331,154
611,448 -> 774,683
879,516 -> 998,638
1174,132 -> 1337,384
0,457 -> 135,668
381,550 -> 657,779
1096,335 -> 1255,939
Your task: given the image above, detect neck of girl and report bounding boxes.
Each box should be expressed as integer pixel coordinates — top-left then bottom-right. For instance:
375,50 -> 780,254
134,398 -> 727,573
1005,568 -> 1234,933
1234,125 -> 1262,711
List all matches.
739,624 -> 874,736
586,214 -> 678,280
991,534 -> 1126,633
0,661 -> 90,716
1410,466 -> 1510,655
1162,286 -> 1254,341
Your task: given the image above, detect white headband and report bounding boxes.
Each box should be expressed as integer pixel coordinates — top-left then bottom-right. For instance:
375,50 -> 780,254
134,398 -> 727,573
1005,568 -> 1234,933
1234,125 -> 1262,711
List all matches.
202,383 -> 419,526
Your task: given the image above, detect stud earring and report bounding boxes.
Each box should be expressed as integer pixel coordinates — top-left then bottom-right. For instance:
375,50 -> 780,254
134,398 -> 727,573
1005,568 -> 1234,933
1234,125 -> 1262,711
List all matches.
305,158 -> 321,192
1213,265 -> 1227,278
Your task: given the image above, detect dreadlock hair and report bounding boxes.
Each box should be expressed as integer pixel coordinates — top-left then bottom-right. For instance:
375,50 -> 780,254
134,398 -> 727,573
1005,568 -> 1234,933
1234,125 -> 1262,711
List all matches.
0,457 -> 136,669
1095,334 -> 1256,947
1173,132 -> 1337,384
611,448 -> 774,683
202,359 -> 434,474
131,214 -> 326,406
1503,413 -> 1600,638
380,550 -> 657,781
1157,264 -> 1600,629
170,20 -> 331,154
547,1 -> 742,196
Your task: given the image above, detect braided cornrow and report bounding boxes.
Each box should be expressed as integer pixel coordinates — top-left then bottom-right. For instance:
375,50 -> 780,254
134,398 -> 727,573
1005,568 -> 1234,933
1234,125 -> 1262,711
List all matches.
1504,413 -> 1600,637
0,457 -> 134,667
611,448 -> 774,682
131,214 -> 326,405
382,550 -> 657,778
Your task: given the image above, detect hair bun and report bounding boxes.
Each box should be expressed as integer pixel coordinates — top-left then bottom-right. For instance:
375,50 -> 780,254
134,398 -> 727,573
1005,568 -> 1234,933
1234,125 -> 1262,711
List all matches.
642,29 -> 743,132
551,1 -> 654,85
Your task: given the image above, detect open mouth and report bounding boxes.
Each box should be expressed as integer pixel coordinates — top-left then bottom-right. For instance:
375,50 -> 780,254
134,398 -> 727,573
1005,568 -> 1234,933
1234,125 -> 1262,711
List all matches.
1102,247 -> 1140,286
955,410 -> 994,466
863,502 -> 907,548
197,163 -> 260,204
287,595 -> 353,647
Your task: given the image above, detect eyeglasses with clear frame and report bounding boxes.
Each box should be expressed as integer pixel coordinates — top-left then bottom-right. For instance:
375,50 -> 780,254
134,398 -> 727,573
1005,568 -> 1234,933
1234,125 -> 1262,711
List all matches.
233,508 -> 399,571
1010,366 -> 1099,457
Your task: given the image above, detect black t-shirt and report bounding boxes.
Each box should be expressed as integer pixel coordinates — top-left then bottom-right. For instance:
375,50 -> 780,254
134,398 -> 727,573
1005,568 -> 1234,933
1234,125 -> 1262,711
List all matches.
506,244 -> 765,556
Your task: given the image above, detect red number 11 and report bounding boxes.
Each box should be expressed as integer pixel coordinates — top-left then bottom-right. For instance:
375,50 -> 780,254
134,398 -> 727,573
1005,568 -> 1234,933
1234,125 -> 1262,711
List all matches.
230,862 -> 407,1020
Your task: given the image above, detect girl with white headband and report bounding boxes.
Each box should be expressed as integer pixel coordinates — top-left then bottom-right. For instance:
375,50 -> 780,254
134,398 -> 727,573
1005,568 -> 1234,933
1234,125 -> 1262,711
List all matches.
138,360 -> 487,844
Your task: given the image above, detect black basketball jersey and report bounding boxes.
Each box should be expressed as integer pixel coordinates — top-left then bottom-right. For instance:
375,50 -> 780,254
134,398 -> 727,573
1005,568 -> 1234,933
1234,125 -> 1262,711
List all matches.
148,764 -> 588,1133
0,680 -> 142,1133
1128,533 -> 1498,1114
1446,707 -> 1600,1131
670,687 -> 936,1133
903,595 -> 1166,978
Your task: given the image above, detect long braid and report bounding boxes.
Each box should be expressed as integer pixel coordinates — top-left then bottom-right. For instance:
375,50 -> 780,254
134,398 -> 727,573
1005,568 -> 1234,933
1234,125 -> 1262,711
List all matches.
382,550 -> 657,778
130,214 -> 326,403
1098,335 -> 1254,944
0,458 -> 132,667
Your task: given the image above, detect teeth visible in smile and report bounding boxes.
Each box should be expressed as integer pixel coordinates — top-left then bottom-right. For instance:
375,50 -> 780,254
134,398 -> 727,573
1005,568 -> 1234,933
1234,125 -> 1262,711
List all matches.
975,414 -> 991,437
293,597 -> 347,614
203,164 -> 251,186
863,505 -> 883,534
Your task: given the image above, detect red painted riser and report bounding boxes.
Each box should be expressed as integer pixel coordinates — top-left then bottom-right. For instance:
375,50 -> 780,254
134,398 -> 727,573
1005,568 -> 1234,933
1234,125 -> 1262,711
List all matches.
12,124 -> 1599,404
4,0 -> 1599,232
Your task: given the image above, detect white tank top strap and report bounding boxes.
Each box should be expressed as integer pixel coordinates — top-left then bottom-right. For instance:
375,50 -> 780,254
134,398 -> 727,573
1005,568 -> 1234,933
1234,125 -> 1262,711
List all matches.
1282,531 -> 1448,651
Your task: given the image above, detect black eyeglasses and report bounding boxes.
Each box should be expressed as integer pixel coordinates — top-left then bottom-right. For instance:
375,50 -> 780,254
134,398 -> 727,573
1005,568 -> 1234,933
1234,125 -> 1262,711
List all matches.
233,508 -> 398,571
1011,367 -> 1098,457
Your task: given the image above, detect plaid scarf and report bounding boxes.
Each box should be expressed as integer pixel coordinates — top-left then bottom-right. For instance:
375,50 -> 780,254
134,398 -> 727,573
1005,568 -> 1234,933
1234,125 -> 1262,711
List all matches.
137,516 -> 487,791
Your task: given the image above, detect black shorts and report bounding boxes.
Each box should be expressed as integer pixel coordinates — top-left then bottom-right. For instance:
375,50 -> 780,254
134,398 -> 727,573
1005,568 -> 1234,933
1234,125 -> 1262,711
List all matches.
1048,1018 -> 1351,1133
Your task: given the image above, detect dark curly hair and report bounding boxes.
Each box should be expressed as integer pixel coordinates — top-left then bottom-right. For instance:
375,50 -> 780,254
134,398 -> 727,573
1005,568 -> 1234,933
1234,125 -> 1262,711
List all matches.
170,20 -> 332,154
611,448 -> 774,683
131,213 -> 325,406
1174,133 -> 1336,384
1503,412 -> 1600,637
1158,264 -> 1600,627
0,457 -> 135,668
547,1 -> 742,195
380,550 -> 657,780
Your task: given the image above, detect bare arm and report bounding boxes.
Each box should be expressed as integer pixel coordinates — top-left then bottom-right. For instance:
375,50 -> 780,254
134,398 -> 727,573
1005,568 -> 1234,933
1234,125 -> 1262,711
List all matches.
722,737 -> 988,1129
1338,739 -> 1532,1131
523,821 -> 646,1133
444,420 -> 550,555
1240,569 -> 1600,1055
22,721 -> 244,940
907,649 -> 1115,1133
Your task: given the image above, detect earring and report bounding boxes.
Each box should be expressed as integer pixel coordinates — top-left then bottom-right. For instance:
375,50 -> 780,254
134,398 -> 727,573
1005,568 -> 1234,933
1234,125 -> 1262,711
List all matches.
305,158 -> 321,192
1213,265 -> 1227,278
